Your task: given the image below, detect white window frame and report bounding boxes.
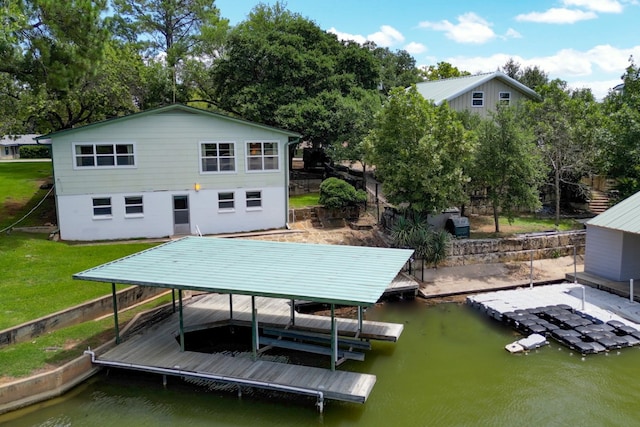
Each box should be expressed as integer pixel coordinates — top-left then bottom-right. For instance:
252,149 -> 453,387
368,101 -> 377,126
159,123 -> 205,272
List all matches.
218,191 -> 235,211
199,141 -> 236,173
471,91 -> 484,107
92,197 -> 112,218
245,190 -> 262,210
73,143 -> 136,169
499,91 -> 511,106
246,141 -> 280,172
124,195 -> 144,217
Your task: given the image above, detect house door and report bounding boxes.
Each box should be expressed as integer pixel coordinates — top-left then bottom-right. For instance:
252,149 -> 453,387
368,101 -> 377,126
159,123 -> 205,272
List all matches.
173,195 -> 190,235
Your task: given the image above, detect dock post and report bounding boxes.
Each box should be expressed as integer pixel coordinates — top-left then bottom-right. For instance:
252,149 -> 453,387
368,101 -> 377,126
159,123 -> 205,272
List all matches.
330,304 -> 336,371
171,289 -> 176,313
582,286 -> 586,310
163,375 -> 167,388
229,294 -> 233,320
252,296 -> 258,361
290,299 -> 296,326
573,246 -> 577,284
357,306 -> 363,334
529,251 -> 533,289
179,290 -> 185,352
111,283 -> 120,344
630,279 -> 634,302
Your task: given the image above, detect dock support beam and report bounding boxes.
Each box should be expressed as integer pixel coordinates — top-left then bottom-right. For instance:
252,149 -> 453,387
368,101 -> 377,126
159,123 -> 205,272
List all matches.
111,283 -> 120,344
251,296 -> 258,360
171,289 -> 176,313
357,306 -> 364,334
229,294 -> 233,320
330,304 -> 336,371
179,290 -> 185,352
290,299 -> 296,326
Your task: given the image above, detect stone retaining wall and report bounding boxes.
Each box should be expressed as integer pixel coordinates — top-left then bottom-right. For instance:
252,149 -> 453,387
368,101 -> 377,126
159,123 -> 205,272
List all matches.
0,286 -> 166,348
444,231 -> 586,266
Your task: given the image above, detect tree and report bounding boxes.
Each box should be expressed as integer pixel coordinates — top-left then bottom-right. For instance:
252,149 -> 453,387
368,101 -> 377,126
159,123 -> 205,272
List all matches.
524,79 -> 603,225
473,105 -> 545,232
501,58 -> 549,91
318,177 -> 367,209
602,57 -> 640,199
0,0 -> 114,132
420,61 -> 470,81
206,2 -> 381,150
368,44 -> 422,95
110,0 -> 228,103
365,86 -> 476,214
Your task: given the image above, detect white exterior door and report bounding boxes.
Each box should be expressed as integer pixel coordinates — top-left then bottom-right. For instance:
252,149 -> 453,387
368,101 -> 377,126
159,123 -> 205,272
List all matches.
173,195 -> 190,235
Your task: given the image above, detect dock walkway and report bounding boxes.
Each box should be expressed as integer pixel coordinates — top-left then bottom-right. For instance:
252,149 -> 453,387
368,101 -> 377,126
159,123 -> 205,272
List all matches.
93,294 -> 403,409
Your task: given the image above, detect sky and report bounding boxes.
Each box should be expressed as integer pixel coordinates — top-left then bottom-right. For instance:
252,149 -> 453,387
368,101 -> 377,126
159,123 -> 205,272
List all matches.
215,0 -> 640,100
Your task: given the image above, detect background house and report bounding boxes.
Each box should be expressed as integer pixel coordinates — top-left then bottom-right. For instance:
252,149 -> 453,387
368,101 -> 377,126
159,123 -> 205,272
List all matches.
584,191 -> 640,281
38,104 -> 300,241
414,71 -> 539,116
0,134 -> 41,160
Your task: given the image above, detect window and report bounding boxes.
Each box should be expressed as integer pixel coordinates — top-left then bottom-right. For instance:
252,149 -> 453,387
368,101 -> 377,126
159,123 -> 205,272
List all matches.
246,191 -> 262,208
218,192 -> 235,210
246,142 -> 279,171
499,92 -> 511,106
200,142 -> 235,172
472,91 -> 484,107
92,197 -> 112,217
125,196 -> 143,215
75,143 -> 135,168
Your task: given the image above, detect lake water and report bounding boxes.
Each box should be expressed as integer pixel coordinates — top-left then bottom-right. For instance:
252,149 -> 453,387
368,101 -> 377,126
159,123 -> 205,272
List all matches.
3,301 -> 640,426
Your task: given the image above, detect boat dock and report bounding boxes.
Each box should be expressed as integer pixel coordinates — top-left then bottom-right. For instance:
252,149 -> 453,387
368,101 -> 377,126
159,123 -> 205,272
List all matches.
467,282 -> 640,354
91,294 -> 403,411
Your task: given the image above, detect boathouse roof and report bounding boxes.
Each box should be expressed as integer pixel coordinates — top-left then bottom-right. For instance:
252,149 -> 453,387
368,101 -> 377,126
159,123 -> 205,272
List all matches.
74,236 -> 414,306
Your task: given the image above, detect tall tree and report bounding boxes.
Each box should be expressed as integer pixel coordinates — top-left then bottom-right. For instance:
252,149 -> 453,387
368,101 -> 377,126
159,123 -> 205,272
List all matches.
207,2 -> 381,148
365,86 -> 475,213
524,79 -> 603,225
420,61 -> 470,81
473,105 -> 545,232
0,0 -> 132,132
602,57 -> 640,199
110,0 -> 228,103
501,58 -> 549,91
367,43 -> 422,95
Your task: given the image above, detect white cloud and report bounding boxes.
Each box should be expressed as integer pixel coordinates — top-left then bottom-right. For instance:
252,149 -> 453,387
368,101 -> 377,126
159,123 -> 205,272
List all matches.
562,0 -> 623,13
419,12 -> 496,44
327,27 -> 367,44
504,28 -> 522,39
368,25 -> 405,47
404,42 -> 427,55
515,8 -> 597,23
328,25 -> 404,47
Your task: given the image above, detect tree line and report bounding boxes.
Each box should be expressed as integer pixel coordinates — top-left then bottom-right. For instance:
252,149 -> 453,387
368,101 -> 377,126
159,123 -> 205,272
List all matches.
2,1 -> 639,231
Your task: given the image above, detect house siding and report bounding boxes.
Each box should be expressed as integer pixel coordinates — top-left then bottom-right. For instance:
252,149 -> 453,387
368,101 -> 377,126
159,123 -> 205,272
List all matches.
448,80 -> 529,118
621,232 -> 640,280
584,225 -> 623,281
50,108 -> 294,241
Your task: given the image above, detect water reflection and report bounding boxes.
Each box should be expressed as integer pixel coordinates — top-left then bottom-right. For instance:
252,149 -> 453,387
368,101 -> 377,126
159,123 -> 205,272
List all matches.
4,302 -> 640,426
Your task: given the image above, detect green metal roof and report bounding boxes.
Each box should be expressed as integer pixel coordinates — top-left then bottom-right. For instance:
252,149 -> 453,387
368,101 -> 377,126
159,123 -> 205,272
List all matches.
415,71 -> 540,105
587,191 -> 640,234
73,237 -> 414,306
36,104 -> 301,141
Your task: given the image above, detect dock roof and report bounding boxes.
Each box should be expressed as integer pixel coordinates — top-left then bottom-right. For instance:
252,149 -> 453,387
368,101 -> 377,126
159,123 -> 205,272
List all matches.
74,237 -> 414,306
587,191 -> 640,234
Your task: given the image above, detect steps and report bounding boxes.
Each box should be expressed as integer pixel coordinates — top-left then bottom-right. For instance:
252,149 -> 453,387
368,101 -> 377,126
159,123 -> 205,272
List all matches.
589,190 -> 610,215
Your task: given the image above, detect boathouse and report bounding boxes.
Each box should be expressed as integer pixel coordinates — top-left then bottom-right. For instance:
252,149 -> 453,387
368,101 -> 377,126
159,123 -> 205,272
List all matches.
74,237 -> 413,411
584,191 -> 640,282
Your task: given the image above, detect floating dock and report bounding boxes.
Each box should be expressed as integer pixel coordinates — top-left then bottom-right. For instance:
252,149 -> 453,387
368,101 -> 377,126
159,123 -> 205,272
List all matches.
91,294 -> 403,411
467,283 -> 640,355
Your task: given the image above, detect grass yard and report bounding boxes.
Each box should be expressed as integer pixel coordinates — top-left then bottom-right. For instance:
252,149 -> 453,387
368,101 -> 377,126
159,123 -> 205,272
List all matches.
0,232 -> 157,330
289,192 -> 320,208
469,215 -> 583,239
0,161 -> 55,229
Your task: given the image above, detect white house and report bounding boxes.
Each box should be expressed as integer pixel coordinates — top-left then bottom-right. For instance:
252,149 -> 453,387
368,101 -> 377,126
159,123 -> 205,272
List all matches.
415,71 -> 539,117
0,134 -> 42,160
37,104 -> 301,241
584,191 -> 640,281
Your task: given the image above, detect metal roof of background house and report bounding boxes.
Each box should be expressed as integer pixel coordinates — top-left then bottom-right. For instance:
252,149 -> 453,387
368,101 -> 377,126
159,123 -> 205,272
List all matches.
414,71 -> 540,105
74,237 -> 414,307
36,104 -> 301,141
587,191 -> 640,234
0,134 -> 43,146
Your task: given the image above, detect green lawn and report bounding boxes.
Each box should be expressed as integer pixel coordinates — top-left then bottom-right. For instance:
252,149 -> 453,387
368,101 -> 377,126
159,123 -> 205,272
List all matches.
0,161 -> 54,228
0,233 -> 157,330
469,215 -> 583,239
289,192 -> 320,208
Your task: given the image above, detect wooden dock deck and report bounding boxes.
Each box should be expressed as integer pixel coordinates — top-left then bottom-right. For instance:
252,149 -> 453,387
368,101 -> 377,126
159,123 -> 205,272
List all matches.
93,294 -> 404,410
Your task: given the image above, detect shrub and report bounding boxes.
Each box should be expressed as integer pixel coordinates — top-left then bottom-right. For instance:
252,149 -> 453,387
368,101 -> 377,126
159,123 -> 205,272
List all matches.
20,145 -> 51,159
318,177 -> 367,209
